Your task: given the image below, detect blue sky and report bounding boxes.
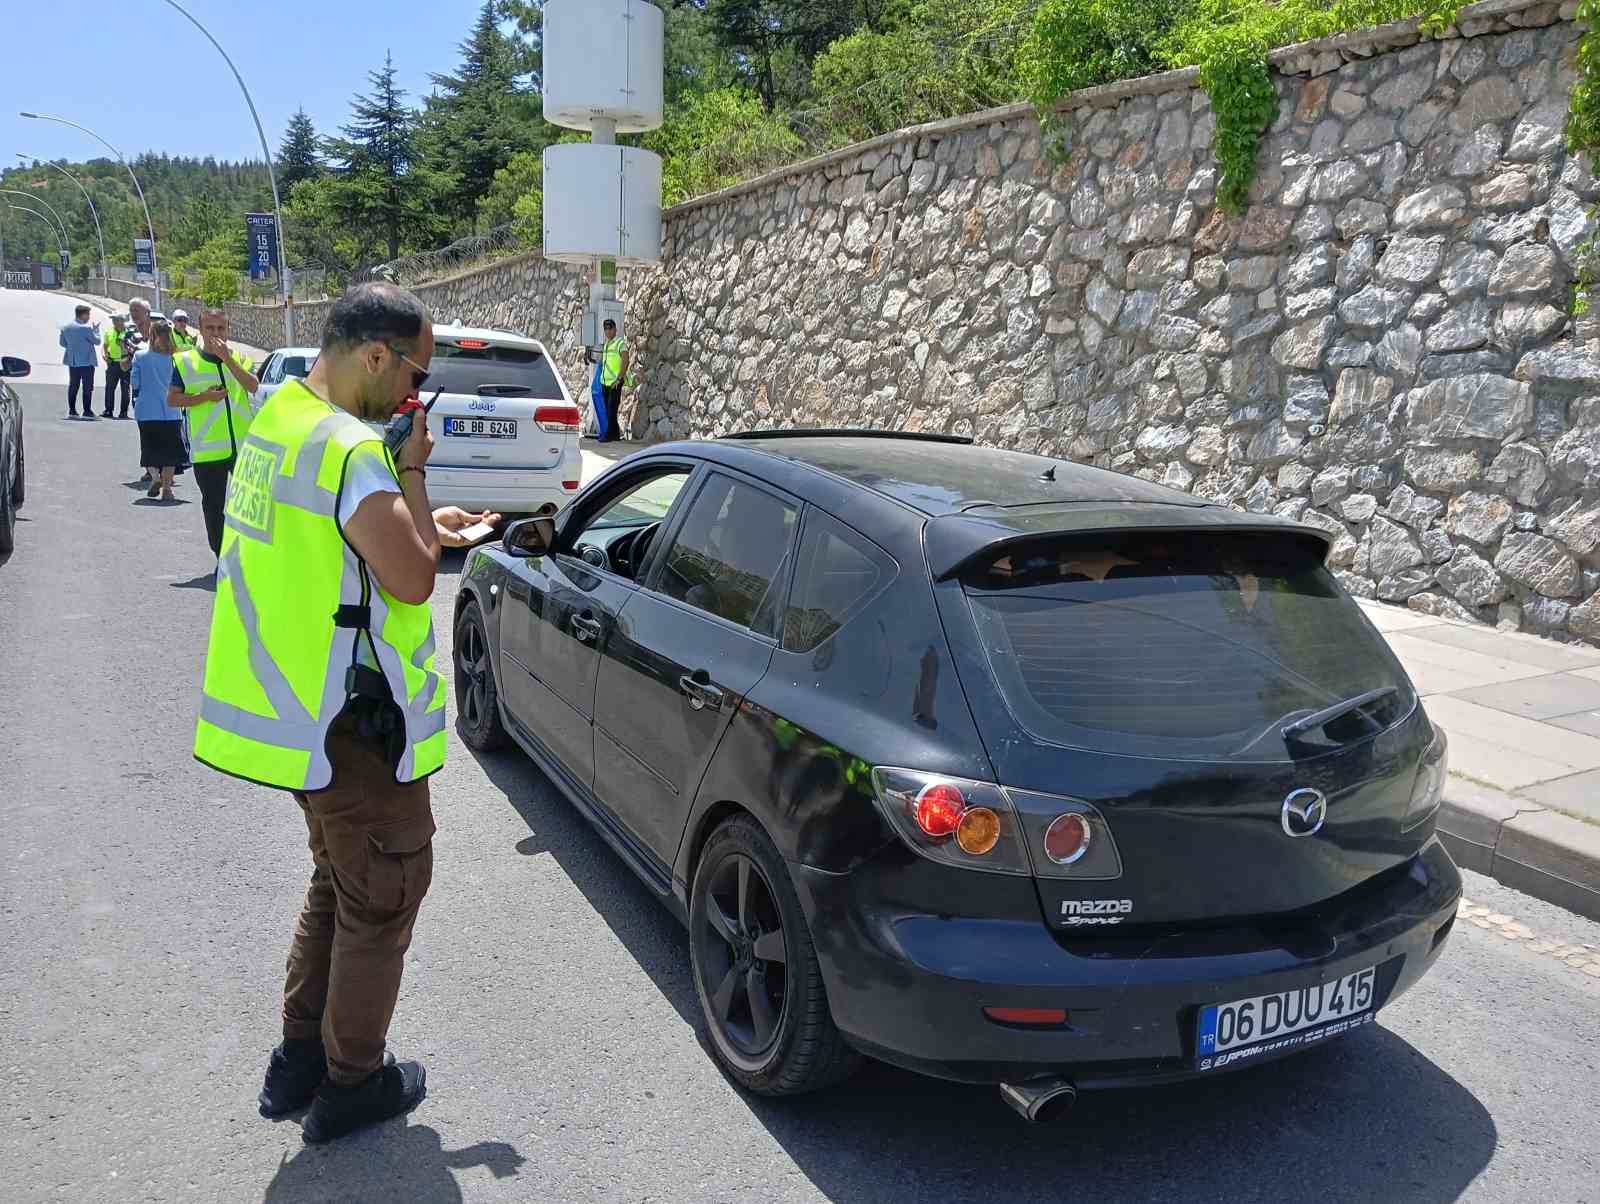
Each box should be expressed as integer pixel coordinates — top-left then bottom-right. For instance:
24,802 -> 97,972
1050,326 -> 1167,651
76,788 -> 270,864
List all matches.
2,0 -> 493,165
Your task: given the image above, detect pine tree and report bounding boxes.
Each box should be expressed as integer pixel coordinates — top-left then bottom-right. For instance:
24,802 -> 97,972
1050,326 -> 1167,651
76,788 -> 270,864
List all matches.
323,52 -> 450,260
419,1 -> 532,230
277,108 -> 323,191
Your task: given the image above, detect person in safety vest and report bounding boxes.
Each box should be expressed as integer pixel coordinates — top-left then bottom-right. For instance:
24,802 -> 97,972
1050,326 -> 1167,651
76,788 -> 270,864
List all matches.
169,309 -> 200,353
596,317 -> 629,442
102,313 -> 133,418
167,308 -> 260,563
194,283 -> 496,1145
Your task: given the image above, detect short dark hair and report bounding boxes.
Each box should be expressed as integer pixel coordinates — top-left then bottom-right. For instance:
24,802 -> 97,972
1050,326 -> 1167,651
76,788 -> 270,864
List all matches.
321,283 -> 430,353
603,318 -> 616,328
75,305 -> 90,317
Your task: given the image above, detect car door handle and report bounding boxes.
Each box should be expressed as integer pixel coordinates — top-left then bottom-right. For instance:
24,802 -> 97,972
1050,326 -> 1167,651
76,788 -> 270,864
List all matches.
571,614 -> 602,643
679,673 -> 725,712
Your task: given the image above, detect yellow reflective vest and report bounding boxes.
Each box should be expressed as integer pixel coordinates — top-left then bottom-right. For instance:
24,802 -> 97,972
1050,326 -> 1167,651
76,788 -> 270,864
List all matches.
175,346 -> 256,463
193,378 -> 447,790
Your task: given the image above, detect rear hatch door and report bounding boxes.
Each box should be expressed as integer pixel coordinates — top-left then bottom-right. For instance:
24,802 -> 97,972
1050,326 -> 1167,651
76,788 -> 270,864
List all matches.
934,517 -> 1435,930
425,337 -> 577,470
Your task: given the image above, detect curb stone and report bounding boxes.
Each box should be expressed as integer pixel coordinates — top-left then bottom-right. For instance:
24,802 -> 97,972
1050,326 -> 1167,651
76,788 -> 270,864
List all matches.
1438,776 -> 1600,923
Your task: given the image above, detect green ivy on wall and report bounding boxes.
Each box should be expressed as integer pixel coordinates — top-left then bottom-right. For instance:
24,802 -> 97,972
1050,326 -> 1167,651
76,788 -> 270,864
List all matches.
1564,0 -> 1600,312
1026,0 -> 1464,212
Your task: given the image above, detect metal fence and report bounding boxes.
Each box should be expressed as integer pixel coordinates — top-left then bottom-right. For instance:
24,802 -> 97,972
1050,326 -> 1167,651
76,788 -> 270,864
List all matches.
351,224 -> 527,288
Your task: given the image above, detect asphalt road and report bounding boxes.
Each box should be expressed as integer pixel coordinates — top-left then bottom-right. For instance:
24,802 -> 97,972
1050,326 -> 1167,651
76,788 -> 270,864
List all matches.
2,287 -> 1599,1203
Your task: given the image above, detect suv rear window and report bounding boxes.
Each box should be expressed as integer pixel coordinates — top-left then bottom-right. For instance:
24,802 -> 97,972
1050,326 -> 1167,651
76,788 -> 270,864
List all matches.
429,343 -> 565,399
962,531 -> 1414,762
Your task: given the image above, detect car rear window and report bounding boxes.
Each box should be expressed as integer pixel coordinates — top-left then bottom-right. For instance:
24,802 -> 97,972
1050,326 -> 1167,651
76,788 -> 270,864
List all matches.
962,531 -> 1414,762
429,343 -> 565,399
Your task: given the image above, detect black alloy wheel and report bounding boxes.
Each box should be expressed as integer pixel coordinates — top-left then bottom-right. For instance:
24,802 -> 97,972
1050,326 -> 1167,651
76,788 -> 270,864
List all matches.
454,601 -> 508,751
699,852 -> 789,1059
689,816 -> 861,1095
0,448 -> 14,556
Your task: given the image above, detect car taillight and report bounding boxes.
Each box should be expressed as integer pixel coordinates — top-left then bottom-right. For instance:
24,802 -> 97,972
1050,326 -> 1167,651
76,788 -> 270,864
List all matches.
1044,813 -> 1091,865
562,480 -> 580,491
1004,790 -> 1124,881
1404,723 -> 1448,831
914,783 -> 965,836
870,768 -> 1030,876
535,405 -> 582,433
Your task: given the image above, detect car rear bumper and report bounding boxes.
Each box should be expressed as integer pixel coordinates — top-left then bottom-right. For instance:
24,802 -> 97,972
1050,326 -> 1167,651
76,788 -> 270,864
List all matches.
424,465 -> 581,515
790,837 -> 1462,1088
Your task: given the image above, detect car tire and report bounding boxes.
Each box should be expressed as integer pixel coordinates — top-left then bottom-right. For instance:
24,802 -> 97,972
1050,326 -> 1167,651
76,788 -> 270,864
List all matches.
454,599 -> 508,751
689,815 -> 861,1096
0,452 -> 14,556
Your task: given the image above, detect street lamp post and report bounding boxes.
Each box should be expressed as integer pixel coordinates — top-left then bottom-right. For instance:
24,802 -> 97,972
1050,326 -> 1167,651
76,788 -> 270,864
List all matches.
20,111 -> 161,311
160,0 -> 293,344
0,189 -> 72,270
6,204 -> 69,275
19,154 -> 108,296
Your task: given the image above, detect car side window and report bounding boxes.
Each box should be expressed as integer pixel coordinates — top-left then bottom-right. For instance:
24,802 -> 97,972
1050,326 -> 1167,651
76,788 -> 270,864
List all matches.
653,472 -> 799,634
261,355 -> 280,385
783,511 -> 896,653
567,468 -> 692,577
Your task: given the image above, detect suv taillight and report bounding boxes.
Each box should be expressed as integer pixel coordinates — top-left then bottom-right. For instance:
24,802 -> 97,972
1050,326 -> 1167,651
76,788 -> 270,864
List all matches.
870,769 -> 1030,875
535,404 -> 582,433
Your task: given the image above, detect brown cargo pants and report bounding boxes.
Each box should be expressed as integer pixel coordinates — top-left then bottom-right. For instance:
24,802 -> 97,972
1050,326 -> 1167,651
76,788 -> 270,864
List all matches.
281,709 -> 436,1087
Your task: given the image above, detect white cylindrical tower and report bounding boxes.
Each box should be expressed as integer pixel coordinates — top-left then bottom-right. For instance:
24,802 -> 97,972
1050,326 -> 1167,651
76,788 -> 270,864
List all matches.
540,0 -> 665,360
543,0 -> 665,134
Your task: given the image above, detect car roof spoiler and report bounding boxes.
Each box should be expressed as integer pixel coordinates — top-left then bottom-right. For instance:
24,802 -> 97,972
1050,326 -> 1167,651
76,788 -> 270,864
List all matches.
924,503 -> 1336,582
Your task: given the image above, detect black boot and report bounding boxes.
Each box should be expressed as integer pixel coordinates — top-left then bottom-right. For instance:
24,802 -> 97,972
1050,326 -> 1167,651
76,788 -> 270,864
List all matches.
302,1058 -> 426,1144
258,1038 -> 328,1117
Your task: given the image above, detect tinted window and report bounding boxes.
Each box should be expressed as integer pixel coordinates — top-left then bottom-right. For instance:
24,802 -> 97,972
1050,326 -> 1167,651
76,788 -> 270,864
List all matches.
429,343 -> 564,400
656,474 -> 798,634
963,531 -> 1414,762
282,355 -> 314,379
783,511 -> 894,652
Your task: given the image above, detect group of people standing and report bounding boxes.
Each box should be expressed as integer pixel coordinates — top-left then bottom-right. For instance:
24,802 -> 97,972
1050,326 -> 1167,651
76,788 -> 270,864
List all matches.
60,299 -> 259,545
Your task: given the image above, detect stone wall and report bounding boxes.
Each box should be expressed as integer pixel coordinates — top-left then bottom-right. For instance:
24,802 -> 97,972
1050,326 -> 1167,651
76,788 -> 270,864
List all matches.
100,0 -> 1600,643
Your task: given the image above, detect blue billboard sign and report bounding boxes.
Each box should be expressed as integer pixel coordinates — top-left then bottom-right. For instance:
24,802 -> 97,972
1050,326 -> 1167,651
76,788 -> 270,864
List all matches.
246,213 -> 278,280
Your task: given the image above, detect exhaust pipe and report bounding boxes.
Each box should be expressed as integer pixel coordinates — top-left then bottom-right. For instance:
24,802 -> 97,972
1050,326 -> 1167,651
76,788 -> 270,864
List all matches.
999,1077 -> 1078,1123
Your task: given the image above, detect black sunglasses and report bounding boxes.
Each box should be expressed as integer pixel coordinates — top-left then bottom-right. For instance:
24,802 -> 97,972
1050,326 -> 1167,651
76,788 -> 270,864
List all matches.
386,344 -> 430,390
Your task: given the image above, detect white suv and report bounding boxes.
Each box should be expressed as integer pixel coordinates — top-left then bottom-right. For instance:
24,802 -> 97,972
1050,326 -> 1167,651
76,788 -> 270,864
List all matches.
257,325 -> 584,516
410,325 -> 582,516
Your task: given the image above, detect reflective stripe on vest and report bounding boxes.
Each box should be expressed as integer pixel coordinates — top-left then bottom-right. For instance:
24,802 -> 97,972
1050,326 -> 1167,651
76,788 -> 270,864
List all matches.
602,337 -> 626,386
176,346 -> 254,463
193,378 -> 446,790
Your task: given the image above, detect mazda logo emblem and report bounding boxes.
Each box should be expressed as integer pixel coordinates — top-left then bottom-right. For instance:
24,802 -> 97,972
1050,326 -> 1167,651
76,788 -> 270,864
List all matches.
1281,788 -> 1327,838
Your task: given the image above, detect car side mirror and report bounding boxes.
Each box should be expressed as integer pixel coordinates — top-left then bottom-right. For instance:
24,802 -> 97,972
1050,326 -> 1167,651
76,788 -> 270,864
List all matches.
0,356 -> 31,379
503,516 -> 556,558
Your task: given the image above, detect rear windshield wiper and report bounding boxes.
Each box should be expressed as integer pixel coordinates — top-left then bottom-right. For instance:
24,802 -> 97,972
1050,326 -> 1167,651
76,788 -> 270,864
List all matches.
1280,686 -> 1399,749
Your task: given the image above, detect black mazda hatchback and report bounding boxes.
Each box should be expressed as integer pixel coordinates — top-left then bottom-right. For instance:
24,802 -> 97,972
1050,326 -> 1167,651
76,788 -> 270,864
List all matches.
454,431 -> 1460,1118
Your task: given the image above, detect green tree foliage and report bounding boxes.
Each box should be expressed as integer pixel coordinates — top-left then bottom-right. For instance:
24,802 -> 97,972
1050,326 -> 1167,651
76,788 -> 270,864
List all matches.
277,108 -> 323,191
420,2 -> 535,229
322,52 -> 453,260
644,88 -> 804,205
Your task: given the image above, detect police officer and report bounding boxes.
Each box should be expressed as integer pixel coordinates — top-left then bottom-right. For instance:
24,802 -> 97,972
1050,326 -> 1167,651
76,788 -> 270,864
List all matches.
168,308 -> 259,561
194,283 -> 492,1144
101,313 -> 133,418
170,308 -> 199,353
596,317 -> 630,442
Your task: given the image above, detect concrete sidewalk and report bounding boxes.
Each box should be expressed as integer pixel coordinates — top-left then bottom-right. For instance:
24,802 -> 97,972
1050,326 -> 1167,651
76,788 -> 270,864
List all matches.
1358,600 -> 1600,921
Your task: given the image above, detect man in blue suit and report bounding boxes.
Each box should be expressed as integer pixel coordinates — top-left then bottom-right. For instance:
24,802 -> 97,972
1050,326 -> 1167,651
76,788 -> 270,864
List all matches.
59,304 -> 101,419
